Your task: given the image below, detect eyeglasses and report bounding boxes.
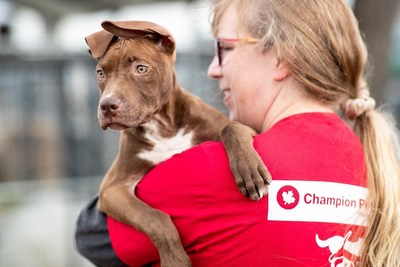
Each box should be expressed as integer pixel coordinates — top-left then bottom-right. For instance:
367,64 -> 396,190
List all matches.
215,37 -> 259,66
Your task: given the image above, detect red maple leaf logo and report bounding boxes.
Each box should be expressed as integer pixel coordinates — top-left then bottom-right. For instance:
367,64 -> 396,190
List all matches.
277,185 -> 300,210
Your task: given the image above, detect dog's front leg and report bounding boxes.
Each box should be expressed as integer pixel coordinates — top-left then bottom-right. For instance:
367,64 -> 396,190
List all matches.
98,178 -> 191,267
222,121 -> 271,201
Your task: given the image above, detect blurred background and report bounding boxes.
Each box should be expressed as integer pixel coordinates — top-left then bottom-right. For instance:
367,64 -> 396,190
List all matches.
0,0 -> 399,266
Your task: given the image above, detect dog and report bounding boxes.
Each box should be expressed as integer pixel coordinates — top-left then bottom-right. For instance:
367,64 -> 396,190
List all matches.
85,20 -> 270,266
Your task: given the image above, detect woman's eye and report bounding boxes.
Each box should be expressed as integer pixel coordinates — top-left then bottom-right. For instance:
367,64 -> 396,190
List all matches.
136,65 -> 148,74
96,70 -> 105,79
220,44 -> 234,52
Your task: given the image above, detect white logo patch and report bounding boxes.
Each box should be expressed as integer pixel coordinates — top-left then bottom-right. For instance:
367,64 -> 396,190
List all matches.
268,180 -> 368,226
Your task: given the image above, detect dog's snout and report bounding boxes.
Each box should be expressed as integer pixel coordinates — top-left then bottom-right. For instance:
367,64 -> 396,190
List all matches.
100,96 -> 121,117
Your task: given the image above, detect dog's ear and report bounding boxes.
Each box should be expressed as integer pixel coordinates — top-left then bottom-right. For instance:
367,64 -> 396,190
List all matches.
101,20 -> 176,55
85,30 -> 115,59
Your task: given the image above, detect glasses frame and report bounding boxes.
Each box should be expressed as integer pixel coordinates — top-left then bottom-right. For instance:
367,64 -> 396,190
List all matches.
216,37 -> 259,66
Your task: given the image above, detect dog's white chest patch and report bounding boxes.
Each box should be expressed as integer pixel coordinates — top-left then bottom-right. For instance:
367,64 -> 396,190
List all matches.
138,120 -> 194,165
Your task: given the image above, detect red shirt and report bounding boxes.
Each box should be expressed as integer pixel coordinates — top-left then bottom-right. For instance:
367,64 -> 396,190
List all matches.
108,113 -> 367,267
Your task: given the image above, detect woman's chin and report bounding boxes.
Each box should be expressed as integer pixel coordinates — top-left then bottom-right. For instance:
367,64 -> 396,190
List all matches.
228,112 -> 236,121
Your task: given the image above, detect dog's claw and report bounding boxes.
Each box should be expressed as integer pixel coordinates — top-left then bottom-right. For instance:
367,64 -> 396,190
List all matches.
240,188 -> 248,197
222,121 -> 272,201
250,195 -> 260,201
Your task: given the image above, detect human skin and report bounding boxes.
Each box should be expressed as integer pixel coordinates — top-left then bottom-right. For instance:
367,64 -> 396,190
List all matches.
207,2 -> 334,133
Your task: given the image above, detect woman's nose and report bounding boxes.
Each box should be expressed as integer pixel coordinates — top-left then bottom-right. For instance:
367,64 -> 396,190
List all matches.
207,56 -> 222,79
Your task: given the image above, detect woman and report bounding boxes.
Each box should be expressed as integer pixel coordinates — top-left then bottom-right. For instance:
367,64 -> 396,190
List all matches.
76,0 -> 400,266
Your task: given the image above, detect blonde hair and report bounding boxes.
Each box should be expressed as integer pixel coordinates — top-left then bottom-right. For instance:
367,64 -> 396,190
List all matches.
212,0 -> 400,265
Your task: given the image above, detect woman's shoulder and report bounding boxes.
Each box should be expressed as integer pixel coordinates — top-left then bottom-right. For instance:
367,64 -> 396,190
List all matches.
255,112 -> 366,186
258,112 -> 361,147
160,140 -> 228,171
266,112 -> 352,132
137,140 -> 230,192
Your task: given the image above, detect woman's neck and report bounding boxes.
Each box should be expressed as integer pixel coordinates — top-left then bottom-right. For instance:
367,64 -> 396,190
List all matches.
261,79 -> 335,132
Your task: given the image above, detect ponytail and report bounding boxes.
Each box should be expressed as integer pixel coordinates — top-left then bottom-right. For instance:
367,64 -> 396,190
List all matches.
352,108 -> 400,266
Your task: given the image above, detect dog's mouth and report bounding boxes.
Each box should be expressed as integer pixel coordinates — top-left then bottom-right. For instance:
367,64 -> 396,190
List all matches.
99,115 -> 152,131
98,105 -> 161,131
100,118 -> 130,131
104,123 -> 129,131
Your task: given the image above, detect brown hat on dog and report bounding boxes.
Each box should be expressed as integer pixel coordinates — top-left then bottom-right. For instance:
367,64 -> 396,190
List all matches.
85,20 -> 176,61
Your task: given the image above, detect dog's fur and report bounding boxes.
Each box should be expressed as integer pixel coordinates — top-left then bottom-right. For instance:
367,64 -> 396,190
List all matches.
85,20 -> 270,266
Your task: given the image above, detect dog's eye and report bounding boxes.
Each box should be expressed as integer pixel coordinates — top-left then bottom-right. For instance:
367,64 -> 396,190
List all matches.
96,70 -> 106,79
136,65 -> 148,74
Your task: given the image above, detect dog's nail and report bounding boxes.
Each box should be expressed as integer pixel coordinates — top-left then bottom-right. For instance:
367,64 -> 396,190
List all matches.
264,178 -> 272,185
241,189 -> 248,196
257,188 -> 268,200
262,188 -> 268,195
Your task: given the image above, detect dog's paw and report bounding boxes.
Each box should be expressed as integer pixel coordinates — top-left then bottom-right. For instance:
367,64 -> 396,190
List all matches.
222,121 -> 272,201
230,152 -> 271,201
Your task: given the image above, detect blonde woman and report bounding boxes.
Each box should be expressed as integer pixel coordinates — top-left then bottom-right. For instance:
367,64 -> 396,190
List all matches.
75,0 -> 400,266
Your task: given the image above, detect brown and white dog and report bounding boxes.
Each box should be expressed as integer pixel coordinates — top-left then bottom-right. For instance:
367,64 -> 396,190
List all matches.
85,20 -> 270,266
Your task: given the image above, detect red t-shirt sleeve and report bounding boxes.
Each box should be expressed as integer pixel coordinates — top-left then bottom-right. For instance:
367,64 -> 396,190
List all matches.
107,141 -> 234,266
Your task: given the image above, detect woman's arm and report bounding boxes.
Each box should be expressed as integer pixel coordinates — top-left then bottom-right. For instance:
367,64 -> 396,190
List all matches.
74,195 -> 129,267
75,141 -> 229,267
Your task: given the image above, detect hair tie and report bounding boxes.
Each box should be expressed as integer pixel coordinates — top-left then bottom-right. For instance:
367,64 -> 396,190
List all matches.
344,87 -> 376,120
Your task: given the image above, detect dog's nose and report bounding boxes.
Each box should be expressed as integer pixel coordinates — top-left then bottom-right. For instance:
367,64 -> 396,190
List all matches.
100,96 -> 120,117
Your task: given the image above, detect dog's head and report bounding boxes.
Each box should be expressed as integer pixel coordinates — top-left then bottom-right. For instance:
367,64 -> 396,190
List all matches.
85,21 -> 177,130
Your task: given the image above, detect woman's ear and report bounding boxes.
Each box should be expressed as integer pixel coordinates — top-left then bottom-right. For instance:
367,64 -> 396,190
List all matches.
274,62 -> 290,81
